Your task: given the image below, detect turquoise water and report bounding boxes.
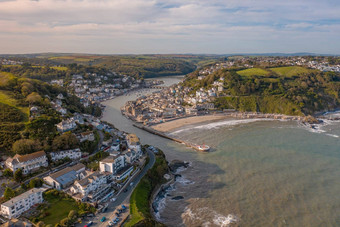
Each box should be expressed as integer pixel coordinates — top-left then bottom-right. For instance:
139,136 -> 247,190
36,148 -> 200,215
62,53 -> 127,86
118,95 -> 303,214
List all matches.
102,76 -> 340,226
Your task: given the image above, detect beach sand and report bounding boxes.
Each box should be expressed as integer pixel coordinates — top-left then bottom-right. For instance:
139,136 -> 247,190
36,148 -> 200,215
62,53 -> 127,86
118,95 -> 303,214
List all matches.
151,114 -> 230,132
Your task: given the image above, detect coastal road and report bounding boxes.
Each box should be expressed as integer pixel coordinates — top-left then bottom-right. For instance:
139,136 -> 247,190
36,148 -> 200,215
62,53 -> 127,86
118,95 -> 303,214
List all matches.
81,150 -> 156,227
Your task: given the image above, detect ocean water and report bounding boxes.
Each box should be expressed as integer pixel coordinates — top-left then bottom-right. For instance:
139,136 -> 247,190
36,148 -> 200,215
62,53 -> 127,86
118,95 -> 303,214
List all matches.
102,77 -> 340,227
163,119 -> 340,227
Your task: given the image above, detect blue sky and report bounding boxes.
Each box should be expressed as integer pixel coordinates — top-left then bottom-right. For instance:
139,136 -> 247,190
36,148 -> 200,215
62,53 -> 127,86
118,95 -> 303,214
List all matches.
0,0 -> 339,54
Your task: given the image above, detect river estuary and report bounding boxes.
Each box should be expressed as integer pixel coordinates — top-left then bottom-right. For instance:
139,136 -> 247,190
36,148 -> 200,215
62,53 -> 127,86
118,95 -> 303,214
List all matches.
102,76 -> 340,227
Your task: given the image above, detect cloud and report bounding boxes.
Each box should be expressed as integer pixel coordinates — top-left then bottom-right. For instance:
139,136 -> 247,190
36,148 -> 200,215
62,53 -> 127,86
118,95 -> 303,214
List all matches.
0,0 -> 339,54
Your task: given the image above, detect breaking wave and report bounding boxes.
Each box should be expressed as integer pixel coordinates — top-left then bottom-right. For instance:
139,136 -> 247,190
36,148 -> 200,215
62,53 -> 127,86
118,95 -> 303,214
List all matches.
170,118 -> 273,135
181,206 -> 239,227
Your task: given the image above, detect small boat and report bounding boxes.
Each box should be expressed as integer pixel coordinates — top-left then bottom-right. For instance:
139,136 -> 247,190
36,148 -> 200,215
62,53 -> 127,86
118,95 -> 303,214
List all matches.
195,144 -> 210,152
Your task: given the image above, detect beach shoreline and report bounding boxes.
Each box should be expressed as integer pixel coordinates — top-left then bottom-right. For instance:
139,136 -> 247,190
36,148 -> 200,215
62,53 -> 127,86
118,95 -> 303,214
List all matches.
150,112 -> 305,133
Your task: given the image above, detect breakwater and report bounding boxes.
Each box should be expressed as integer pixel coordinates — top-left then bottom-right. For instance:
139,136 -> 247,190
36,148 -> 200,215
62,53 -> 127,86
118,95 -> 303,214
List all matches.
133,123 -> 208,152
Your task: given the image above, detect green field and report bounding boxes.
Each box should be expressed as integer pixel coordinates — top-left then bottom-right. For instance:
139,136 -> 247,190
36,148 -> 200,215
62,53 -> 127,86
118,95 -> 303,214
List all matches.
269,66 -> 311,77
39,192 -> 79,225
237,68 -> 270,77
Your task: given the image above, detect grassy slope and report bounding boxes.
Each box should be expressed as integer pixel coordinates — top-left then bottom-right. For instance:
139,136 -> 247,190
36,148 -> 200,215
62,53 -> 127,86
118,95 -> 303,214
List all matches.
269,66 -> 311,77
40,193 -> 79,225
0,91 -> 29,119
125,153 -> 168,227
237,66 -> 313,78
237,68 -> 270,77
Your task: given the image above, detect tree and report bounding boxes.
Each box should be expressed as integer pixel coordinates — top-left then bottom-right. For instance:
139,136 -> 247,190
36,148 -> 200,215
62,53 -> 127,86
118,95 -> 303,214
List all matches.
4,187 -> 15,200
52,133 -> 78,151
12,139 -> 41,155
29,178 -> 43,188
36,221 -> 45,227
26,92 -> 42,104
68,210 -> 78,220
60,218 -> 70,226
3,169 -> 13,178
14,168 -> 23,182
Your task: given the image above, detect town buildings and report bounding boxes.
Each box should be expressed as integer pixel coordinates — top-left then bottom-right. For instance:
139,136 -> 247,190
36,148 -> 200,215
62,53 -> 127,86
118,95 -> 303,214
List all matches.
44,163 -> 86,190
50,148 -> 82,162
5,151 -> 48,174
0,188 -> 46,219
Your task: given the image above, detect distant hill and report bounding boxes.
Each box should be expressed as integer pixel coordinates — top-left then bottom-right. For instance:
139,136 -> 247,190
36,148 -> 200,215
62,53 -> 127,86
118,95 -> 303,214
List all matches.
183,66 -> 340,116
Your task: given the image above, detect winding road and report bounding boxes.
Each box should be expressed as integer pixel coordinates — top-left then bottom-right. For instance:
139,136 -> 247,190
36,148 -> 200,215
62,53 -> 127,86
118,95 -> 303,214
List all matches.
82,149 -> 155,227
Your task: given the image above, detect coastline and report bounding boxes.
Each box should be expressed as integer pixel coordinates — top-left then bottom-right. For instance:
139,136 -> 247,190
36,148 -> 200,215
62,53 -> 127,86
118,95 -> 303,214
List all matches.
150,111 -> 305,133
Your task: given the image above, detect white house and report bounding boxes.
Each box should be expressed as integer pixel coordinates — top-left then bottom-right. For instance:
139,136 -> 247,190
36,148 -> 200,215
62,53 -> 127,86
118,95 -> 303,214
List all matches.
5,151 -> 48,175
56,119 -> 77,132
123,150 -> 138,164
99,155 -> 126,174
1,188 -> 46,219
79,131 -> 95,142
70,172 -> 109,202
50,148 -> 82,162
126,134 -> 142,156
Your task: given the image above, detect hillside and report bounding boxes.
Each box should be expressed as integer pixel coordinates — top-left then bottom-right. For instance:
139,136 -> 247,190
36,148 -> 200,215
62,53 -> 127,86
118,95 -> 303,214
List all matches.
182,66 -> 340,116
1,54 -> 224,79
0,71 -> 96,153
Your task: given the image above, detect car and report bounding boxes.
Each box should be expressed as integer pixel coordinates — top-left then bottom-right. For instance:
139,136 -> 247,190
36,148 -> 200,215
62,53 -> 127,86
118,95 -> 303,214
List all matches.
129,182 -> 134,186
115,217 -> 119,222
101,217 -> 106,222
111,198 -> 116,202
115,212 -> 120,216
123,188 -> 128,193
108,221 -> 114,226
84,225 -> 88,227
87,221 -> 93,226
122,205 -> 127,210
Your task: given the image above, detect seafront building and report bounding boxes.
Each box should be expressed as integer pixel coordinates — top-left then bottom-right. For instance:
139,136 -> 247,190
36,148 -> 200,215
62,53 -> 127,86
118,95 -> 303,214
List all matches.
0,188 -> 46,219
5,151 -> 48,174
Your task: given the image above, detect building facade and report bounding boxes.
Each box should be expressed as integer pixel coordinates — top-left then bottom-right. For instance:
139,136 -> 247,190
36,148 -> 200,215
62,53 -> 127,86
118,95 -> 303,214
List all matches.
5,151 -> 48,174
50,148 -> 82,161
0,188 -> 45,219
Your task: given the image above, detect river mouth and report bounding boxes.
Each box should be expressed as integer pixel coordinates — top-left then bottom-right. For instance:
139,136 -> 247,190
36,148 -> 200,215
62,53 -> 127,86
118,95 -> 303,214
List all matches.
101,76 -> 340,227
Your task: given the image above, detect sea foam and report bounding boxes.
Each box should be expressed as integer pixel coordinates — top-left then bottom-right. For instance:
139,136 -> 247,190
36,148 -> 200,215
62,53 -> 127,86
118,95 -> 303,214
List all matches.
170,118 -> 272,135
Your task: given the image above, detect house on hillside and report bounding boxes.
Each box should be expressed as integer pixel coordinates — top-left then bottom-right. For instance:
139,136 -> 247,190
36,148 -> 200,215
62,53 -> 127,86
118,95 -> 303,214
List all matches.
5,151 -> 48,174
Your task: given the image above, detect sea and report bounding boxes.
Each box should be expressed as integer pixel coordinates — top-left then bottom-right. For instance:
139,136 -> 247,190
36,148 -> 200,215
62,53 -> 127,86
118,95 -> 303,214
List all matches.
102,76 -> 340,227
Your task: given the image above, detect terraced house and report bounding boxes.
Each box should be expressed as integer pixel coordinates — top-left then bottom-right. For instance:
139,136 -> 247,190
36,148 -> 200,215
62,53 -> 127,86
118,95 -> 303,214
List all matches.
5,151 -> 48,174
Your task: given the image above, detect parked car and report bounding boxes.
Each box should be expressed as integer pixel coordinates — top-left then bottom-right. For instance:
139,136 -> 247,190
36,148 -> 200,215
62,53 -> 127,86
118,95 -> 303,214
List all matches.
101,217 -> 106,222
108,221 -> 114,226
87,221 -> 93,226
123,188 -> 128,193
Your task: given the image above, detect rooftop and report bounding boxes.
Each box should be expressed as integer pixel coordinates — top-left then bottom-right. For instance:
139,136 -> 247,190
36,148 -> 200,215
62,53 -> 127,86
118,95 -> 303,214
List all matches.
13,151 -> 46,163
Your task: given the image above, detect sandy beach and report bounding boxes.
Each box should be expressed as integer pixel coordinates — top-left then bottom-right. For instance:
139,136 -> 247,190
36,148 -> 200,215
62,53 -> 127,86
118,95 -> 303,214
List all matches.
151,114 -> 231,132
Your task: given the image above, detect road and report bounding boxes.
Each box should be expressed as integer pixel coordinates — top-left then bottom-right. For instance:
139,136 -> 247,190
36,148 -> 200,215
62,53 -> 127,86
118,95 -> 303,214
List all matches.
79,149 -> 155,227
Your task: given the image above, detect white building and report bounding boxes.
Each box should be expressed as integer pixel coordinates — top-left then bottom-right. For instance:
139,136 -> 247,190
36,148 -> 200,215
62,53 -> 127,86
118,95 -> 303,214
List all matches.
5,151 -> 48,175
79,131 -> 95,142
126,134 -> 142,156
1,188 -> 46,219
56,119 -> 77,132
50,148 -> 82,162
99,155 -> 125,174
44,163 -> 86,190
123,150 -> 138,164
70,172 -> 109,202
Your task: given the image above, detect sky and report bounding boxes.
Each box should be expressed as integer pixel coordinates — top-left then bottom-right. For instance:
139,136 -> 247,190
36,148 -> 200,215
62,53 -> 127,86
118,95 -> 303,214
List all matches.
0,0 -> 339,54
